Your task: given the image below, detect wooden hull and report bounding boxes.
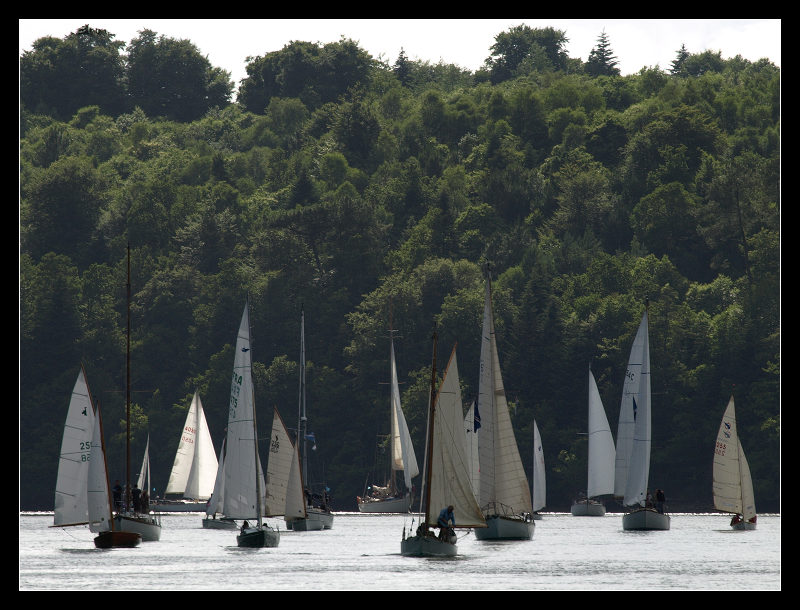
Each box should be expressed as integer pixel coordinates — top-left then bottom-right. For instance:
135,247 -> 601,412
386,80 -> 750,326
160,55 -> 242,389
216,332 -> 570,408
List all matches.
622,507 -> 670,530
93,530 -> 141,548
474,514 -> 534,540
287,507 -> 333,531
357,494 -> 410,513
202,516 -> 238,530
571,500 -> 606,516
115,513 -> 162,541
236,525 -> 280,548
401,532 -> 457,557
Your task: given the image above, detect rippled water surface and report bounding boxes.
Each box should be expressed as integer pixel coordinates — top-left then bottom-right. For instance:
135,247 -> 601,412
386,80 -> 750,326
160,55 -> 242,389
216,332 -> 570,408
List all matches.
20,512 -> 780,590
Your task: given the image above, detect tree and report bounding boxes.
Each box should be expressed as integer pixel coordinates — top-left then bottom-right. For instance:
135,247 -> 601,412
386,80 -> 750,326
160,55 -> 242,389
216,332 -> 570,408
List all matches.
485,25 -> 569,82
393,47 -> 411,86
670,44 -> 690,74
585,30 -> 620,77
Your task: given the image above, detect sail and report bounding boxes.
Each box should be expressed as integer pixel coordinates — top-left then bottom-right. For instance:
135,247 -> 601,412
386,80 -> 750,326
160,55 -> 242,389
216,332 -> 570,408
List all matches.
222,303 -> 266,519
166,392 -> 218,500
713,397 -> 757,521
265,407 -> 306,520
587,370 -> 616,499
87,407 -> 112,533
477,277 -> 532,514
426,347 -> 485,528
206,438 -> 226,516
532,419 -> 546,512
614,311 -> 648,500
54,368 -> 95,527
137,435 -> 150,498
389,339 -> 419,490
622,312 -> 651,507
464,401 -> 480,501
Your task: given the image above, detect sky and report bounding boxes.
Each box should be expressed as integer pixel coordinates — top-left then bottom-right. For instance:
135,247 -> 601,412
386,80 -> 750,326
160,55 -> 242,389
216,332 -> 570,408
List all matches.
19,19 -> 781,90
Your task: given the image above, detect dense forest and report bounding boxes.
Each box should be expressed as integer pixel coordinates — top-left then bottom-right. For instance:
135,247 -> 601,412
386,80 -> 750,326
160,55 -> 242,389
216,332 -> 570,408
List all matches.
20,25 -> 780,512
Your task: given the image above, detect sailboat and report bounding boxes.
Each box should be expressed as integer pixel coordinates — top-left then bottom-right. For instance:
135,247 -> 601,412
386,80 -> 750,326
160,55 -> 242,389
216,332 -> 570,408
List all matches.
474,270 -> 535,540
154,391 -> 218,512
287,307 -> 334,531
401,334 -> 486,556
202,437 -> 238,529
571,370 -> 616,516
615,308 -> 670,531
53,367 -> 96,531
113,245 -> 162,542
88,404 -> 142,548
264,407 -> 307,527
464,400 -> 480,502
358,321 -> 419,513
224,300 -> 280,548
713,396 -> 757,530
531,419 -> 546,519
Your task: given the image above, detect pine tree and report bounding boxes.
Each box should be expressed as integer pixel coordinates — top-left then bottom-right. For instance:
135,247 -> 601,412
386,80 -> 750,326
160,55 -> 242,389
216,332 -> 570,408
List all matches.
670,44 -> 690,74
393,47 -> 411,87
585,29 -> 620,76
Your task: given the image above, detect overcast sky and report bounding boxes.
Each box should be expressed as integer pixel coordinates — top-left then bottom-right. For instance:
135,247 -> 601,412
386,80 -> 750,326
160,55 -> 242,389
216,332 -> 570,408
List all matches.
19,19 -> 781,89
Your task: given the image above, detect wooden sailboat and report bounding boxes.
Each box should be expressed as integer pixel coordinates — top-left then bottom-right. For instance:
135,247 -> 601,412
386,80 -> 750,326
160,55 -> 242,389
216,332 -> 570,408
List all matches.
358,319 -> 419,513
225,300 -> 279,548
401,333 -> 486,557
571,369 -> 616,516
531,419 -> 546,519
287,307 -> 333,531
202,437 -> 238,529
616,308 -> 670,531
474,270 -> 535,540
113,245 -> 162,541
713,396 -> 757,530
154,391 -> 218,512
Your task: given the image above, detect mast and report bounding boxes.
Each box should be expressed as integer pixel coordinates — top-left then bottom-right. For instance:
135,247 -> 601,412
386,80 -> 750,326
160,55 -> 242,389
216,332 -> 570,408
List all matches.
422,328 -> 438,527
248,298 -> 263,528
298,306 -> 308,485
126,244 -> 132,513
388,303 -> 397,494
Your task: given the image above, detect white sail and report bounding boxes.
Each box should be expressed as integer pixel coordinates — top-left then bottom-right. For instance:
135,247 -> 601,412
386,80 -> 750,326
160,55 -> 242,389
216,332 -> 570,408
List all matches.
713,397 -> 757,521
165,392 -> 218,500
390,339 -> 419,490
464,401 -> 480,501
532,419 -> 546,512
622,312 -> 651,507
587,370 -> 616,499
222,303 -> 266,520
614,311 -> 649,501
87,407 -> 112,533
477,276 -> 532,515
206,438 -> 226,516
54,368 -> 95,527
265,407 -> 306,520
426,347 -> 485,528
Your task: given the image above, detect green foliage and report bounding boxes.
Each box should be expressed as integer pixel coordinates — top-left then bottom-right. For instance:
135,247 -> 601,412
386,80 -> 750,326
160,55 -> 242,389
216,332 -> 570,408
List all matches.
20,24 -> 779,513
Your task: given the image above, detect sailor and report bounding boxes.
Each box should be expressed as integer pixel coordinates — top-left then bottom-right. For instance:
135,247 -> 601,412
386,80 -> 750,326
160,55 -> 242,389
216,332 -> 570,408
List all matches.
437,505 -> 455,541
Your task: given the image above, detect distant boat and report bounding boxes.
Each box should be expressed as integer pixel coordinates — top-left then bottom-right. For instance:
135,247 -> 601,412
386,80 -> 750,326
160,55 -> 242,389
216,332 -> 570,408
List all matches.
224,300 -> 280,548
713,396 -> 757,530
202,437 -> 237,529
153,391 -> 218,512
264,407 -> 307,527
616,308 -> 670,531
474,269 -> 535,541
401,333 -> 486,557
531,419 -> 546,519
571,370 -> 616,516
358,320 -> 419,513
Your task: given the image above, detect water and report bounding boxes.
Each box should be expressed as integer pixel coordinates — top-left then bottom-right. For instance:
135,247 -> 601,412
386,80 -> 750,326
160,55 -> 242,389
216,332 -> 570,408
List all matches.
20,512 -> 780,590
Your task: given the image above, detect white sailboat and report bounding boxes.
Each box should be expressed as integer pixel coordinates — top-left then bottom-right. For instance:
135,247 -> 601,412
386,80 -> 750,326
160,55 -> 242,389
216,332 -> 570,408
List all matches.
224,300 -> 280,548
474,271 -> 535,540
53,367 -> 96,530
113,245 -> 162,542
616,309 -> 670,531
154,391 -> 218,512
401,335 -> 486,556
288,308 -> 333,531
571,370 -> 616,516
531,419 -> 546,519
265,407 -> 307,526
713,396 -> 757,530
358,324 -> 419,513
202,437 -> 237,529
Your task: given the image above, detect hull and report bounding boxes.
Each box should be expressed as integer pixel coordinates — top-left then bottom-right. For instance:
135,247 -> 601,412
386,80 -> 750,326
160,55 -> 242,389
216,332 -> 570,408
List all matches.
730,515 -> 757,531
115,513 -> 162,541
287,508 -> 333,531
94,530 -> 141,548
202,516 -> 238,530
237,525 -> 280,548
622,507 -> 670,531
474,514 -> 534,540
151,500 -> 207,512
401,532 -> 457,557
570,500 -> 606,516
531,512 -> 543,521
357,494 -> 410,513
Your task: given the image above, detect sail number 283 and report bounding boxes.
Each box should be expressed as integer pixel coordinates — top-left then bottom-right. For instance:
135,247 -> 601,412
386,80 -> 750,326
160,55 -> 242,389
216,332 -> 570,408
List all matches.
715,441 -> 727,457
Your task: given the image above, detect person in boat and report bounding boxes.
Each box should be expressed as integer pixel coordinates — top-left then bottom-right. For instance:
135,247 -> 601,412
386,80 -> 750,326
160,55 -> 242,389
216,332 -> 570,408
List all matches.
112,480 -> 123,512
241,520 -> 250,533
655,489 -> 666,514
132,483 -> 142,512
437,505 -> 455,541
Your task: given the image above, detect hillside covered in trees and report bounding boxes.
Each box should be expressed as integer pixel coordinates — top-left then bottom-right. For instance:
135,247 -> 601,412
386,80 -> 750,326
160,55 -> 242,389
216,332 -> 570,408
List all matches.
20,24 -> 780,512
